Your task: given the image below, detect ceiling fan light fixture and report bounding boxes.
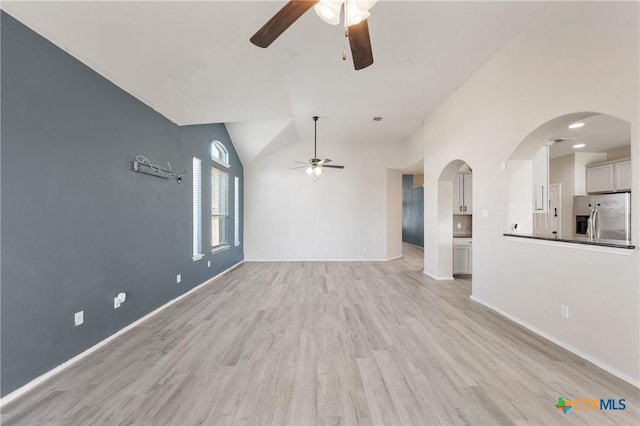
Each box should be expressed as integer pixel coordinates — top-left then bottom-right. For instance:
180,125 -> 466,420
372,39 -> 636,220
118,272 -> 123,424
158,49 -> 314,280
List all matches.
250,0 -> 374,70
314,0 -> 342,25
345,1 -> 370,26
315,167 -> 323,176
306,167 -> 314,175
356,0 -> 378,12
314,0 -> 375,26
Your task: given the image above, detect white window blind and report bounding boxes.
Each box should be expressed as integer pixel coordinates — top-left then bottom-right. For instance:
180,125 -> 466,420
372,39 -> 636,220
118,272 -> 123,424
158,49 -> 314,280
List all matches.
211,167 -> 229,250
234,176 -> 240,246
192,157 -> 203,260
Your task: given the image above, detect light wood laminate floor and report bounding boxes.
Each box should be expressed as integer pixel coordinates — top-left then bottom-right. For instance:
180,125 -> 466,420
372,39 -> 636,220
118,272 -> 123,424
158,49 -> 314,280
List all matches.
2,244 -> 638,425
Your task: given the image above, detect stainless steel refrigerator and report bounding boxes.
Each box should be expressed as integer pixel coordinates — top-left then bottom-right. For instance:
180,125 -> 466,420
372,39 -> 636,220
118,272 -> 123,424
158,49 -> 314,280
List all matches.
574,193 -> 631,241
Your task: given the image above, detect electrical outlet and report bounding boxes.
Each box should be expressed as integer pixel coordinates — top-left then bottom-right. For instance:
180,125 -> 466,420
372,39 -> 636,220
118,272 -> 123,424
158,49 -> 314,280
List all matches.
457,222 -> 462,229
74,311 -> 84,326
561,305 -> 569,318
176,274 -> 181,284
207,260 -> 211,268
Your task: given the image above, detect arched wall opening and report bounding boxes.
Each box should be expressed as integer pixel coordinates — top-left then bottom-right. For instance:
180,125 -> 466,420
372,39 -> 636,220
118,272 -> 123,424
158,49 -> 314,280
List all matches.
507,111 -> 631,238
435,159 -> 473,280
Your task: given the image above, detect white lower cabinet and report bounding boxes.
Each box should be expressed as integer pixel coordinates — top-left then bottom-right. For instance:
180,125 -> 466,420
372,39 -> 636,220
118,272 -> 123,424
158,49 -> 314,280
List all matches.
453,238 -> 472,275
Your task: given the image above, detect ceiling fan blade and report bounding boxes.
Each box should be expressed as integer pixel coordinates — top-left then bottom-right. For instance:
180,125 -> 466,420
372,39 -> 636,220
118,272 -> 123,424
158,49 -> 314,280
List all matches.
319,158 -> 332,164
322,165 -> 344,169
291,166 -> 309,169
250,1 -> 318,48
293,160 -> 310,164
348,19 -> 374,70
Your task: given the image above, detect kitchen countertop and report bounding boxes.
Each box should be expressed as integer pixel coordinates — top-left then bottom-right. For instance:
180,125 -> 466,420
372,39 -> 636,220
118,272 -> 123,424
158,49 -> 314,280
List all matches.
503,232 -> 635,249
453,234 -> 472,238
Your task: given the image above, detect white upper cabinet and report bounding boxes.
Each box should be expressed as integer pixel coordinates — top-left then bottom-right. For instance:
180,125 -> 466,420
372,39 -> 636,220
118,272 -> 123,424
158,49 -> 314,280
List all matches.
614,159 -> 631,191
453,173 -> 472,215
453,174 -> 463,213
586,158 -> 630,193
586,163 -> 614,193
463,174 -> 473,214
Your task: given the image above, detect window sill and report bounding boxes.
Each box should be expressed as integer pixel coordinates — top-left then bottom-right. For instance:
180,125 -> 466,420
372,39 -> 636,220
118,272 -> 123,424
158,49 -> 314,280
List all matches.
211,244 -> 230,255
211,157 -> 230,169
192,253 -> 205,262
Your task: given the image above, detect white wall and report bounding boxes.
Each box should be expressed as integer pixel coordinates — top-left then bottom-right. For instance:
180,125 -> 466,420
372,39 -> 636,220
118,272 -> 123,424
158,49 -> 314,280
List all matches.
422,2 -> 639,384
244,136 -> 405,261
574,152 -> 607,195
506,160 -> 533,233
400,124 -> 424,167
605,145 -> 632,161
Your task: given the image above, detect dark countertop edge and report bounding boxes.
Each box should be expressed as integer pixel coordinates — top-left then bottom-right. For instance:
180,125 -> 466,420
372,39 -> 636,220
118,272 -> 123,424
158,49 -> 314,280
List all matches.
503,233 -> 635,250
453,235 -> 472,238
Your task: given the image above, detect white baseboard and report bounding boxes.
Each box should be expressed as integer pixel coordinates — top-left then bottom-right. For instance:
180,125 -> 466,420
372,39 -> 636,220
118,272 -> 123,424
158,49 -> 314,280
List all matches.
247,256 -> 404,261
423,270 -> 454,281
0,260 -> 244,407
402,242 -> 424,249
246,258 -> 389,262
469,295 -> 640,389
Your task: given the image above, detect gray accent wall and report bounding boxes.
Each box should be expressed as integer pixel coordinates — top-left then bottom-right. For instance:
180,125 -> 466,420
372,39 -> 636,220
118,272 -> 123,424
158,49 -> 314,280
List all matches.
0,12 -> 243,396
402,175 -> 424,247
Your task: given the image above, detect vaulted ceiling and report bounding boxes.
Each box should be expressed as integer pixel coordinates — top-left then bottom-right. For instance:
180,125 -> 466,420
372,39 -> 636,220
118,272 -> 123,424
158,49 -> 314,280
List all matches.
2,1 -> 545,164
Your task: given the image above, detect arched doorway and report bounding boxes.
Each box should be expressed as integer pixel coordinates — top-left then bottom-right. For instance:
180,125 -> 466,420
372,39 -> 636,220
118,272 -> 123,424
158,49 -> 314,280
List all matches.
430,159 -> 474,280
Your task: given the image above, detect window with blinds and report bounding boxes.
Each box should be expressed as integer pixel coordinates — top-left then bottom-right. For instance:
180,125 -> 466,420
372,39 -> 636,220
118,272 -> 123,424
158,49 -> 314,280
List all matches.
211,167 -> 229,250
192,157 -> 203,261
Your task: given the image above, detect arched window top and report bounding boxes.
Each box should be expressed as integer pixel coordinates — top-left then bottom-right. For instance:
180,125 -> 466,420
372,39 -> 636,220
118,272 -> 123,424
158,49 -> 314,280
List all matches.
211,140 -> 230,167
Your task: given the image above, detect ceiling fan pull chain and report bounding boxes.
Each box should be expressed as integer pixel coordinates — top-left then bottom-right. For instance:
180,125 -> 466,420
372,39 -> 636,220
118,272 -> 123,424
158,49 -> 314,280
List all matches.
342,1 -> 348,61
342,27 -> 349,61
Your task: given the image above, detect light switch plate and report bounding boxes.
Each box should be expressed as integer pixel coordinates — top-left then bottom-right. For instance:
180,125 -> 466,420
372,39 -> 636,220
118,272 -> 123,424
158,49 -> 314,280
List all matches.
176,274 -> 181,284
74,311 -> 84,326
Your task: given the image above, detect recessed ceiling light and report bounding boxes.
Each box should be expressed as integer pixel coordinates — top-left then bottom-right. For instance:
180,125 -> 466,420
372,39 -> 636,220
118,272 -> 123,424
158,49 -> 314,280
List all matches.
373,116 -> 383,121
572,143 -> 586,149
568,122 -> 585,129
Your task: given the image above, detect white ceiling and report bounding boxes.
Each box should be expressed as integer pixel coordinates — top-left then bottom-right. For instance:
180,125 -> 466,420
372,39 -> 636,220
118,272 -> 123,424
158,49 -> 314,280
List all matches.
547,114 -> 631,158
2,1 -> 546,164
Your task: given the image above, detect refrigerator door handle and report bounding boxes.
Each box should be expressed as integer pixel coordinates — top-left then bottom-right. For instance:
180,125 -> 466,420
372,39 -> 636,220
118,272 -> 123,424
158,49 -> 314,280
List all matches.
593,209 -> 598,239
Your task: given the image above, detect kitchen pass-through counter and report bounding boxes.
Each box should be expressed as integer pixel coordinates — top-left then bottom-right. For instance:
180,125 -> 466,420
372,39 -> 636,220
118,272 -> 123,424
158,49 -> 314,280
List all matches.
503,232 -> 635,249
